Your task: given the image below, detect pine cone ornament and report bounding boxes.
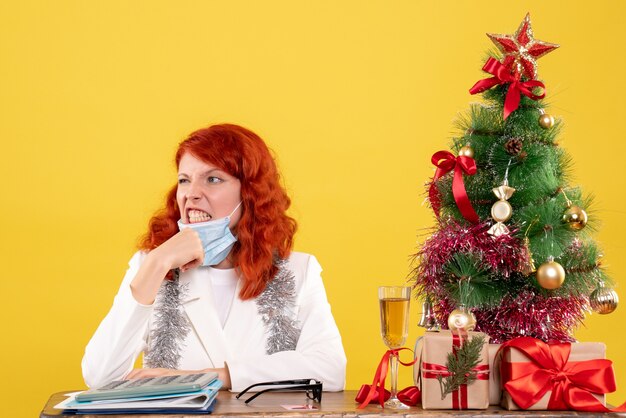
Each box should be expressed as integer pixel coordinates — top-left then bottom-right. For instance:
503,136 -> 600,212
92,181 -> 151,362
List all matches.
505,138 -> 523,155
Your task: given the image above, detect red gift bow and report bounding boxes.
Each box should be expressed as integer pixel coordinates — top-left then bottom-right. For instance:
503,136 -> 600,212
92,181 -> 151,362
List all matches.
469,57 -> 546,120
421,332 -> 489,409
500,337 -> 626,412
429,150 -> 479,224
356,348 -> 418,408
355,385 -> 421,406
397,386 -> 421,406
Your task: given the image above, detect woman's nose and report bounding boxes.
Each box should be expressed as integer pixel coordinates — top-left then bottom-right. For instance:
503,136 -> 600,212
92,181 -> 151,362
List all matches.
186,182 -> 202,200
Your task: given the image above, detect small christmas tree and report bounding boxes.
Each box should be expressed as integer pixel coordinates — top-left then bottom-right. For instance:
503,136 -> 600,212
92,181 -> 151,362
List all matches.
412,14 -> 619,343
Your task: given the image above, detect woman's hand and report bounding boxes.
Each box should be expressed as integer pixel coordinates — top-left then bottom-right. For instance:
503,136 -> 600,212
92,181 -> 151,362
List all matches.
150,228 -> 205,272
130,229 -> 204,305
125,367 -> 231,389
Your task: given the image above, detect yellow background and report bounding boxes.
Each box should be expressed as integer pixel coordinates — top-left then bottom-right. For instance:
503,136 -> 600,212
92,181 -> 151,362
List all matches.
1,1 -> 625,416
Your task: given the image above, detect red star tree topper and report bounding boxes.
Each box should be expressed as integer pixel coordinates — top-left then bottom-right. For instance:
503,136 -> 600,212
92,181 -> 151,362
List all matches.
487,13 -> 559,80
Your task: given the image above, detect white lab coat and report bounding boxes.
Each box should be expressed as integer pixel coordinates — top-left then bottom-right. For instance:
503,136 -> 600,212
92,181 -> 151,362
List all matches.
82,251 -> 347,392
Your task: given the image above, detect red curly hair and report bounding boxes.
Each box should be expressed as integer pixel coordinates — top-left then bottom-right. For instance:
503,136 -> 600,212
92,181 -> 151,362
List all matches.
138,124 -> 297,300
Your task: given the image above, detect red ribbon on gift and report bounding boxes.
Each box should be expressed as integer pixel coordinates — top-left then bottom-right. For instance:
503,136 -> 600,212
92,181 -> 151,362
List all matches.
469,57 -> 546,120
500,337 -> 626,412
356,348 -> 418,408
429,150 -> 479,224
422,363 -> 490,409
421,333 -> 489,409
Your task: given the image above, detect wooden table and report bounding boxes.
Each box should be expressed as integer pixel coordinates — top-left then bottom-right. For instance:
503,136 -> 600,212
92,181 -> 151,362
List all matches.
40,390 -> 625,418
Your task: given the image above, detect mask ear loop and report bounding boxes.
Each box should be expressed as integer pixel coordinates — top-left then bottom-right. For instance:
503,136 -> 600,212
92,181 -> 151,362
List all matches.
227,201 -> 244,240
228,201 -> 243,218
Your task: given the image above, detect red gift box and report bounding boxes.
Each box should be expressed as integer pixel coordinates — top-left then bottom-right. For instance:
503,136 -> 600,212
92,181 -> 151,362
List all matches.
499,337 -> 623,412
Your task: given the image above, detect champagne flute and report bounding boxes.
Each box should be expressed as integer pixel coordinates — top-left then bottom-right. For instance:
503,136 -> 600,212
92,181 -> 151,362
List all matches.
378,286 -> 411,409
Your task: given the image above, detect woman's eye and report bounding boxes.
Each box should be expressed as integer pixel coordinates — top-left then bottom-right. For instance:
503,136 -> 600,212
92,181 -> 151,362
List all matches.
178,178 -> 189,184
208,176 -> 222,184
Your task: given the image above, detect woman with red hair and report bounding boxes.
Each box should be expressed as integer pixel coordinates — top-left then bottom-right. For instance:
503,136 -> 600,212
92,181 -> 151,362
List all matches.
82,124 -> 346,393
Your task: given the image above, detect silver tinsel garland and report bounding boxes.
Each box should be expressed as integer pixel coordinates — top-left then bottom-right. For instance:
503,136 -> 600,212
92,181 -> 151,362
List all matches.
144,261 -> 301,369
256,259 -> 301,354
144,269 -> 190,369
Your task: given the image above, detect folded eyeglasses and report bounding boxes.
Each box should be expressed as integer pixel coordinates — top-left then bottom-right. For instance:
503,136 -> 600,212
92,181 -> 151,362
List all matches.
236,379 -> 323,404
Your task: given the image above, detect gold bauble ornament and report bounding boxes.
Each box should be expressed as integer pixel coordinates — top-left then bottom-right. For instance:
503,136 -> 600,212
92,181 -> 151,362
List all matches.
590,286 -> 619,314
447,307 -> 476,332
536,258 -> 565,290
458,146 -> 474,158
563,205 -> 588,230
538,113 -> 555,129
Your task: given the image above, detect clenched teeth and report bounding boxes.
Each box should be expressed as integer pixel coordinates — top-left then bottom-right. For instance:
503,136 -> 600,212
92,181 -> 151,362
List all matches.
188,209 -> 211,223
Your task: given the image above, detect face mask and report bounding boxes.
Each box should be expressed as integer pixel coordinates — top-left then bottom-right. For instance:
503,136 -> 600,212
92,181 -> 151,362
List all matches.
177,202 -> 242,267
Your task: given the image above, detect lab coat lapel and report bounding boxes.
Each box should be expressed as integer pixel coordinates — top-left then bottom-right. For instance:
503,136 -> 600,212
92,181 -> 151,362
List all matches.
179,268 -> 229,368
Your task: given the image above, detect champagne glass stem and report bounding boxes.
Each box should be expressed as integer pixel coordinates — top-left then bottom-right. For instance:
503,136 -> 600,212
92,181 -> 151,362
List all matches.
389,351 -> 400,400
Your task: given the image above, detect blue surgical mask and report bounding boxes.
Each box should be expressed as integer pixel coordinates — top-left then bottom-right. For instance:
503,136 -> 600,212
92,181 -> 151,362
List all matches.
177,202 -> 242,267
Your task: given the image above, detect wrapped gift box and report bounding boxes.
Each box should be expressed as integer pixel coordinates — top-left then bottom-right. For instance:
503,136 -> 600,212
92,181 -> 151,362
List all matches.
488,344 -> 502,405
415,330 -> 490,410
501,340 -> 607,410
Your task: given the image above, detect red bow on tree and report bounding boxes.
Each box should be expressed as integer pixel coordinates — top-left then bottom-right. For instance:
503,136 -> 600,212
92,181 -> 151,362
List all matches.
429,150 -> 479,224
469,57 -> 545,119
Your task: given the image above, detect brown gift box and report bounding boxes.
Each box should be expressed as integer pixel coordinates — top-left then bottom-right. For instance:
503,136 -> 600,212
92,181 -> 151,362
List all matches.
500,342 -> 606,410
488,344 -> 502,405
415,330 -> 490,410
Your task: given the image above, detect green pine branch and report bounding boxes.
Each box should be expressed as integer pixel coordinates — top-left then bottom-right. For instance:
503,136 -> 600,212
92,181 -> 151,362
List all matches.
436,335 -> 486,400
443,253 -> 505,308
